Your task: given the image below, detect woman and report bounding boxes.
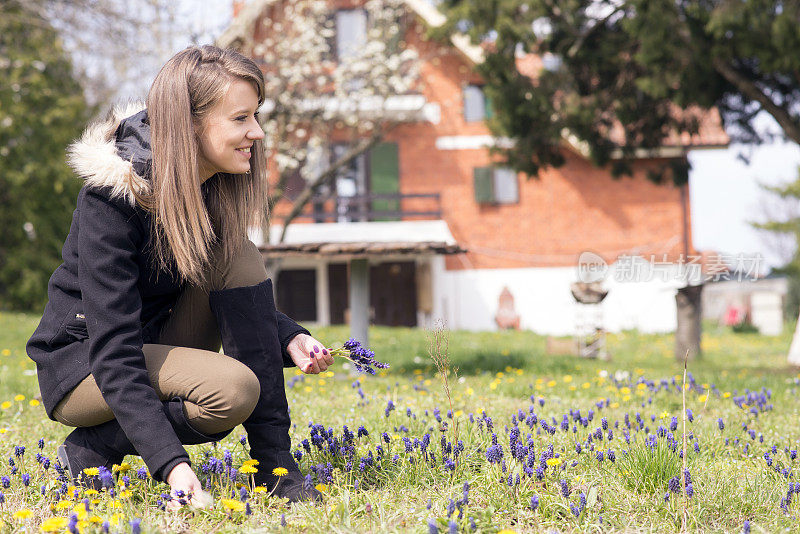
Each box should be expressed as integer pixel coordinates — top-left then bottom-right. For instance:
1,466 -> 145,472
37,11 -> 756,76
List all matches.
26,45 -> 331,504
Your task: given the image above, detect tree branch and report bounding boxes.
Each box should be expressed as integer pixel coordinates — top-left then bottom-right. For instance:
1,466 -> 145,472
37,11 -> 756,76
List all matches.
712,56 -> 800,145
277,129 -> 387,243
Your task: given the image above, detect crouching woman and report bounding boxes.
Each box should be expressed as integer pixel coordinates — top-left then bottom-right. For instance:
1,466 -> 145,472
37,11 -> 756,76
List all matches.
26,45 -> 332,504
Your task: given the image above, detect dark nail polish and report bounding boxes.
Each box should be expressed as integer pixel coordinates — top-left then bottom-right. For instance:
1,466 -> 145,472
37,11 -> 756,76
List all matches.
313,345 -> 320,353
323,349 -> 328,355
309,351 -> 316,358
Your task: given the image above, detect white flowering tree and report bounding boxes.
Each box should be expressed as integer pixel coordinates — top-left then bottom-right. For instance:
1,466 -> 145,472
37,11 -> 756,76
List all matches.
224,0 -> 422,242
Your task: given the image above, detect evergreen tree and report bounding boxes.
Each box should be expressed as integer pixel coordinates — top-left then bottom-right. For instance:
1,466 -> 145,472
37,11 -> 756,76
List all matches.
0,1 -> 91,311
438,0 -> 800,184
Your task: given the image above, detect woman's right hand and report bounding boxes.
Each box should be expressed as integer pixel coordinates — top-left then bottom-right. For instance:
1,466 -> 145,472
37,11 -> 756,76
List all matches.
165,462 -> 205,510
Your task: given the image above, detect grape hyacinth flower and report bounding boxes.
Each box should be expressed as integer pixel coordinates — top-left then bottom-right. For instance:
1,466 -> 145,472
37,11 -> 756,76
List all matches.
530,494 -> 539,512
330,338 -> 389,375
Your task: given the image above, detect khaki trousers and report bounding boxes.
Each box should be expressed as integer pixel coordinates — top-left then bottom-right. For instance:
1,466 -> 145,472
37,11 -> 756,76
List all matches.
53,240 -> 268,435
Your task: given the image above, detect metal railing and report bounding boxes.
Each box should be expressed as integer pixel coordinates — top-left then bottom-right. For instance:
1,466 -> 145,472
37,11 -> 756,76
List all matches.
292,192 -> 442,222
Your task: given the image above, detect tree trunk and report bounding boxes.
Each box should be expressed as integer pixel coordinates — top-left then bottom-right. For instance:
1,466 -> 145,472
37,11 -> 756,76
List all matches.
787,307 -> 800,367
675,284 -> 703,361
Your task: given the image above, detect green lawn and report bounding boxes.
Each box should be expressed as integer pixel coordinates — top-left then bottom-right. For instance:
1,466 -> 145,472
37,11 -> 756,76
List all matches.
0,310 -> 799,533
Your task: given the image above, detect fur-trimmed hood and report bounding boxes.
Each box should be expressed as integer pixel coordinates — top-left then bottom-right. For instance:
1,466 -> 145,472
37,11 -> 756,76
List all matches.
67,102 -> 151,207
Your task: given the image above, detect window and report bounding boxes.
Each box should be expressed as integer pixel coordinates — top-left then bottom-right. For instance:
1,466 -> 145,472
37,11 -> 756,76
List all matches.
463,84 -> 492,122
473,167 -> 519,204
335,9 -> 367,61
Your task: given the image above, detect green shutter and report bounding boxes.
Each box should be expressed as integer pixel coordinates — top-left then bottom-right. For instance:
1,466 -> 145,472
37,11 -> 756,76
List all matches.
484,90 -> 493,120
369,142 -> 400,220
474,167 -> 494,203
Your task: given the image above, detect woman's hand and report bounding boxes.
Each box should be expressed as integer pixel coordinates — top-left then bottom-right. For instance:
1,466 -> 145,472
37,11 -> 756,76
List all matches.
287,333 -> 334,374
165,462 -> 205,510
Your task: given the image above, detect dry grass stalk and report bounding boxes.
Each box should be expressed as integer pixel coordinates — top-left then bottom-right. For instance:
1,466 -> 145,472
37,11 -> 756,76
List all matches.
427,320 -> 460,453
681,349 -> 689,532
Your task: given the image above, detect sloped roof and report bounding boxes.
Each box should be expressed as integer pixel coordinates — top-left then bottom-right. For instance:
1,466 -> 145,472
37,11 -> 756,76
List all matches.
259,241 -> 465,257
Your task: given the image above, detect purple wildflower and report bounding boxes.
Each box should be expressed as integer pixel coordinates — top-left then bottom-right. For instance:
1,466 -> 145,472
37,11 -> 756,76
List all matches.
339,338 -> 389,374
486,444 -> 503,464
530,494 -> 539,511
98,466 -> 113,489
130,519 -> 142,534
717,418 -> 725,431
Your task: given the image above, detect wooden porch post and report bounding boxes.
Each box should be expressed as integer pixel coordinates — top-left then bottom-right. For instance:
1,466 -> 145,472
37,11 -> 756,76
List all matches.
349,258 -> 369,345
315,262 -> 330,326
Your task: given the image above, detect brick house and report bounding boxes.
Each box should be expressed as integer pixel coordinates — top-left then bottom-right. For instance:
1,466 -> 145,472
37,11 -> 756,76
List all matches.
218,0 -> 728,335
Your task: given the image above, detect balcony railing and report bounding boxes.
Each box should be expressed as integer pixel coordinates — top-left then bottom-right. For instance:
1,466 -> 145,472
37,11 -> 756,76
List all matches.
291,193 -> 442,223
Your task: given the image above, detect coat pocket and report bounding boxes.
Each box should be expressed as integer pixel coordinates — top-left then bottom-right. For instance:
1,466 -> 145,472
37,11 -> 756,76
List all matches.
49,303 -> 89,346
64,312 -> 89,340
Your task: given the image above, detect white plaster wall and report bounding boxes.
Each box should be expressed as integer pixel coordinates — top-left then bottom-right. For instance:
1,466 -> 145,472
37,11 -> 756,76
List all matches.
431,262 -> 689,335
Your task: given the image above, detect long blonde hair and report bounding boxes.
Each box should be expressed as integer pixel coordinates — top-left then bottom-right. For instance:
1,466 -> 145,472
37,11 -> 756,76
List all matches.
142,45 -> 268,286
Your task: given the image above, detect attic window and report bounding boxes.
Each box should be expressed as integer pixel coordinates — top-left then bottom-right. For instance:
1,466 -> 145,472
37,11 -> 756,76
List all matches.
336,8 -> 367,60
463,84 -> 492,122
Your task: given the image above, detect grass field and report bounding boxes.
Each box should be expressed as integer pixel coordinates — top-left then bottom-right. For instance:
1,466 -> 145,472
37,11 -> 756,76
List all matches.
0,310 -> 799,533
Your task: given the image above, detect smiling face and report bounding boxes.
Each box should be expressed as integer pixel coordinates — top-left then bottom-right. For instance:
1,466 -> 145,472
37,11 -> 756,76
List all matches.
196,78 -> 264,182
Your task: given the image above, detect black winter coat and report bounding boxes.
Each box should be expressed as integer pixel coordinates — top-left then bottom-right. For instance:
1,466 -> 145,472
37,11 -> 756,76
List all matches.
26,104 -> 309,481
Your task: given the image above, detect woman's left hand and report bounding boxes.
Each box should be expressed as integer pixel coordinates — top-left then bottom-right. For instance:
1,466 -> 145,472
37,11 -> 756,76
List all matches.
287,333 -> 334,374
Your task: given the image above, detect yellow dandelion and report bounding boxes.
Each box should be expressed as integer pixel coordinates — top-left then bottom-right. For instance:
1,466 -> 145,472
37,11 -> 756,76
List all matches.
109,513 -> 123,525
272,467 -> 289,477
545,458 -> 562,467
253,486 -> 269,494
14,394 -> 25,401
610,402 -> 620,409
29,399 -> 40,407
89,515 -> 103,524
112,462 -> 131,473
83,467 -> 99,476
83,489 -> 98,496
698,394 -> 708,403
2,401 -> 12,410
55,500 -> 72,510
498,530 -> 517,534
0,428 -> 8,433
466,387 -> 474,396
582,382 -> 591,389
13,508 -> 33,520
242,459 -> 259,467
546,380 -> 556,387
1,349 -> 9,356
40,517 -> 69,532
240,464 -> 258,474
315,483 -> 328,493
659,411 -> 670,419
723,392 -> 731,399
563,375 -> 573,383
221,498 -> 245,512
118,490 -> 132,499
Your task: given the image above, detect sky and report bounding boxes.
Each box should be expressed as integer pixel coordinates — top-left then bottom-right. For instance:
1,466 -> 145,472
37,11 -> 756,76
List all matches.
689,135 -> 800,273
